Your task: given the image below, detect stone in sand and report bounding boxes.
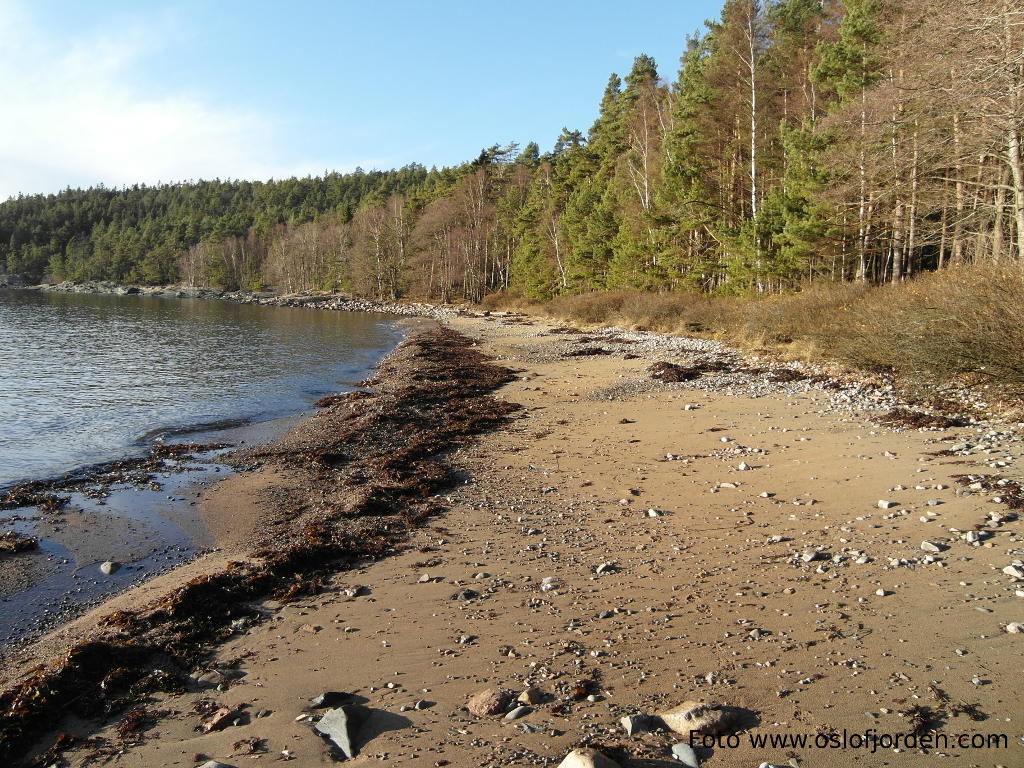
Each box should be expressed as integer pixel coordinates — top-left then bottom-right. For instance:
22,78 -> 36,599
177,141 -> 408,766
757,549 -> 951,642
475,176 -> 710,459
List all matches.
314,705 -> 368,760
467,687 -> 511,717
557,748 -> 621,768
620,713 -> 655,736
199,762 -> 237,768
1003,564 -> 1024,579
518,686 -> 543,705
671,742 -> 700,766
540,576 -> 561,592
657,701 -> 738,736
200,707 -> 235,733
99,560 -> 120,575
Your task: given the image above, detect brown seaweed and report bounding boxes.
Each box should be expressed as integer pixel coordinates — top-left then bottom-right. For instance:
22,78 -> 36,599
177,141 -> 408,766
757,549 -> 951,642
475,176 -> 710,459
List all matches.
0,327 -> 519,766
0,532 -> 38,554
873,408 -> 963,429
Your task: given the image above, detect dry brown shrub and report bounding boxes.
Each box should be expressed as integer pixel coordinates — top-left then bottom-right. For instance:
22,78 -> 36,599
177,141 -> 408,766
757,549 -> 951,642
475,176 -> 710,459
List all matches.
734,282 -> 872,347
827,265 -> 1024,390
543,289 -> 740,334
478,290 -> 542,313
488,266 -> 1024,392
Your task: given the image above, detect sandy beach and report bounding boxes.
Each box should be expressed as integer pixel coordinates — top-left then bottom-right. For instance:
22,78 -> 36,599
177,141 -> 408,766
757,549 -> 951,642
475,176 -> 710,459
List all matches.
2,313 -> 1022,767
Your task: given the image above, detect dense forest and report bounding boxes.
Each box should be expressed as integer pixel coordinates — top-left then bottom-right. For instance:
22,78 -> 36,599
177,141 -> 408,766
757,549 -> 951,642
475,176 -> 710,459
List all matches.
2,0 -> 1021,301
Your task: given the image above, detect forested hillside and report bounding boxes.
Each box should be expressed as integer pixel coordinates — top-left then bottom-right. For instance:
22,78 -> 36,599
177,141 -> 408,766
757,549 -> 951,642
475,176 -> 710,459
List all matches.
2,0 -> 1021,301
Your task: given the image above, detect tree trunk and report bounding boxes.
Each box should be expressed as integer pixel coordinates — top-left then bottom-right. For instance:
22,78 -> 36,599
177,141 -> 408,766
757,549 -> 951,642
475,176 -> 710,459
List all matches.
1008,126 -> 1024,263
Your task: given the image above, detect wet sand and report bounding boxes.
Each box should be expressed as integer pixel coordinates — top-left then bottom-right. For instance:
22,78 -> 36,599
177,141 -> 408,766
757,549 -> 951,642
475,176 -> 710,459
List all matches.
2,316 -> 1022,767
0,411 -> 306,647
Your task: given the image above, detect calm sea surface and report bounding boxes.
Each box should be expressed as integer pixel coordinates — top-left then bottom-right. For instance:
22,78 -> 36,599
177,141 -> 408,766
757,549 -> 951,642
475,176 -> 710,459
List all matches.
0,289 -> 402,487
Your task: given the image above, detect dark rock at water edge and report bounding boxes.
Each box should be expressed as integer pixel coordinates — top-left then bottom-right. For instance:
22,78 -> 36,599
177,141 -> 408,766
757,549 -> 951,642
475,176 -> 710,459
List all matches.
0,273 -> 28,288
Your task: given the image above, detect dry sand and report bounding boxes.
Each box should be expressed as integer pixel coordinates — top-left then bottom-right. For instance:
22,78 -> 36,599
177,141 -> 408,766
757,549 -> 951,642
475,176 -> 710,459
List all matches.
7,315 -> 1023,767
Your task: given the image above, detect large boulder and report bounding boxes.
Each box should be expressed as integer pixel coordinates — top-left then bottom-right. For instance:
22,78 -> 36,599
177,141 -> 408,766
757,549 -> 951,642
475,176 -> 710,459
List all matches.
314,704 -> 369,760
466,687 -> 511,717
657,700 -> 738,736
557,748 -> 621,768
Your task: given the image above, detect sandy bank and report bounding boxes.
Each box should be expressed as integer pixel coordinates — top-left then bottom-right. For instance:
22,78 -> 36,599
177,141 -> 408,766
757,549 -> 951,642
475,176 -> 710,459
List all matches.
0,321 -> 519,765
3,314 -> 1023,767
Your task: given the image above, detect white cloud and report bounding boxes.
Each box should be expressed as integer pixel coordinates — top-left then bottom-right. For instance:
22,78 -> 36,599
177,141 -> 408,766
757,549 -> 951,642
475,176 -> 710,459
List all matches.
0,0 -> 322,200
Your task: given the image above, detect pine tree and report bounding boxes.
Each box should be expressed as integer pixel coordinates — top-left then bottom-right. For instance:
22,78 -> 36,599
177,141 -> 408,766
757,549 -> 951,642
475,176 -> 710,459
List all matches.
812,0 -> 886,281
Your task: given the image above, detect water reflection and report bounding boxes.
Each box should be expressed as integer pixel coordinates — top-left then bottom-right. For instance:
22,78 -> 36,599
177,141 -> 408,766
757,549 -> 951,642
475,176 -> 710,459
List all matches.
0,289 -> 402,486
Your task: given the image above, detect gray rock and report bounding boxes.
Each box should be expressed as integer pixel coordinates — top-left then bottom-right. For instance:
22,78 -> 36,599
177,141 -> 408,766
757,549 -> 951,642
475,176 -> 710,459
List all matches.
620,713 -> 655,736
877,500 -> 897,509
920,541 -> 944,553
504,705 -> 531,720
314,705 -> 367,760
540,576 -> 561,592
199,762 -> 237,768
99,561 -> 120,575
671,742 -> 700,766
800,550 -> 826,563
195,670 -> 226,686
1003,564 -> 1024,579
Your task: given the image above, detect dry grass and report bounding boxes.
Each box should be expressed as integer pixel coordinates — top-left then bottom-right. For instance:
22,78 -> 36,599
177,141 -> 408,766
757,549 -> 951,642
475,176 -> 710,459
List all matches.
483,265 -> 1024,392
827,266 -> 1024,389
485,289 -> 743,335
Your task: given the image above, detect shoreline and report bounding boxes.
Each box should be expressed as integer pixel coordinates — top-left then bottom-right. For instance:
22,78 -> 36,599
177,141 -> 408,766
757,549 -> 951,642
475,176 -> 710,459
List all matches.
0,410 -> 306,650
0,322 -> 521,766
0,312 -> 1021,766
12,279 -> 466,319
0,291 -> 410,648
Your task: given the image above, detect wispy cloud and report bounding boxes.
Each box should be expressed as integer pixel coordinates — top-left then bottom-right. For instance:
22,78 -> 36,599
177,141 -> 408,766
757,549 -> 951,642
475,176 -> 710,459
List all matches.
0,0 -> 322,200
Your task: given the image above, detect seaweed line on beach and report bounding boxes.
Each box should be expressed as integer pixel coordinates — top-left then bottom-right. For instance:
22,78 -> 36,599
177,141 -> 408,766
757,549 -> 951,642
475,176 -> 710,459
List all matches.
0,325 -> 519,767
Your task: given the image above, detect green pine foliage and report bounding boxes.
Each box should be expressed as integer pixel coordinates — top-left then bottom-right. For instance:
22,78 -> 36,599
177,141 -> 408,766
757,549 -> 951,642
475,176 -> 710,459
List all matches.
1,168 -> 434,286
3,1 -> 1019,300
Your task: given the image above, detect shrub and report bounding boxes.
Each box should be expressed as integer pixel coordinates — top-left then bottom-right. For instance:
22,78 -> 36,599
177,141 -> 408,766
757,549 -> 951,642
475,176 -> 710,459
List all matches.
829,266 -> 1024,390
511,266 -> 1024,392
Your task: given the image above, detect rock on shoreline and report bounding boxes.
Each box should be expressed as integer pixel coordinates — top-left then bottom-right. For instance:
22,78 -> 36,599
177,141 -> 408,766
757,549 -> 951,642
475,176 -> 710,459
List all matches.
20,280 -> 463,319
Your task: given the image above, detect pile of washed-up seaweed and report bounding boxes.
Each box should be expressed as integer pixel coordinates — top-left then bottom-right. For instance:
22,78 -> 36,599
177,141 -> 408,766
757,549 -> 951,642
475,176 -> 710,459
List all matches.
0,327 -> 519,766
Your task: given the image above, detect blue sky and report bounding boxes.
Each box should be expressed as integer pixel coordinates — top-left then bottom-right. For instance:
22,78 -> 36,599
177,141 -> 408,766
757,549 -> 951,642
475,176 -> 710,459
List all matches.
0,0 -> 722,200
